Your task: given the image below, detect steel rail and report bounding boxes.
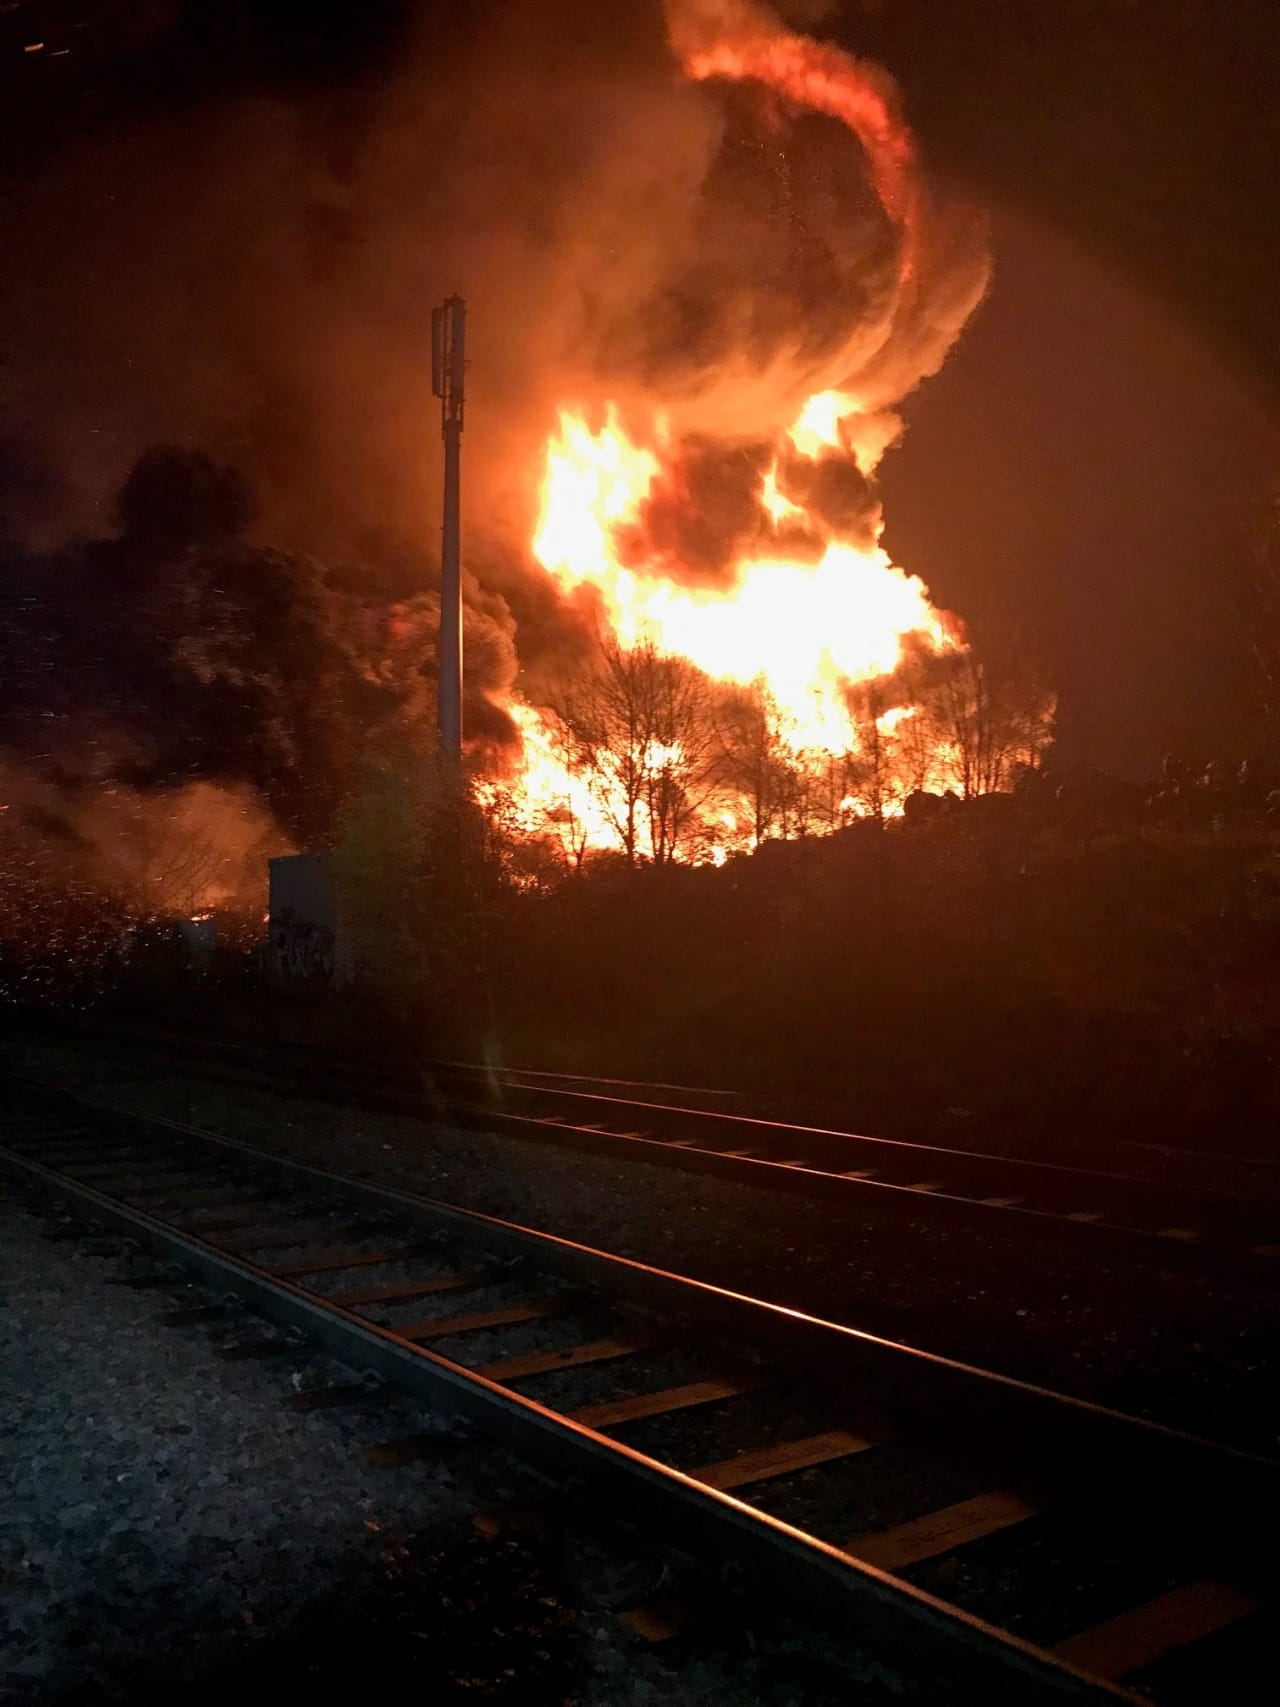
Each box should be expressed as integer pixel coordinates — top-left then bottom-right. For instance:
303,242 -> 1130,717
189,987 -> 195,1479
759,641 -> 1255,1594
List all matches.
452,1057 -> 1280,1175
23,1021 -> 1276,1260
6,1070 -> 1275,1545
439,1067 -> 1280,1220
31,1016 -> 1280,1188
436,1056 -> 741,1100
447,1099 -> 1280,1269
0,1094 -> 1153,1704
491,1076 -> 1257,1196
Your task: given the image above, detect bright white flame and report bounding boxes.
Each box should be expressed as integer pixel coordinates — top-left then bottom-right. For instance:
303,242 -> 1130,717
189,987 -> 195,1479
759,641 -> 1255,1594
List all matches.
529,405 -> 953,752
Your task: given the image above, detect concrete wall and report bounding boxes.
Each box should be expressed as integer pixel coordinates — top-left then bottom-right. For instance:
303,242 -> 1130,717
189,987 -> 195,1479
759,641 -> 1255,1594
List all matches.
267,851 -> 344,984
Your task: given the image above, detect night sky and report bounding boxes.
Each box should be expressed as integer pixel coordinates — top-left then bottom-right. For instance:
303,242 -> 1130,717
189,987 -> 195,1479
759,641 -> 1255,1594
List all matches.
3,0 -> 1279,780
852,0 -> 1280,773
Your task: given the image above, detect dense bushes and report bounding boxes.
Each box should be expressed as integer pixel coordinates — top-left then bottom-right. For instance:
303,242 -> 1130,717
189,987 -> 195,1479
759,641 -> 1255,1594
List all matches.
483,816 -> 1280,1153
14,777 -> 1280,1158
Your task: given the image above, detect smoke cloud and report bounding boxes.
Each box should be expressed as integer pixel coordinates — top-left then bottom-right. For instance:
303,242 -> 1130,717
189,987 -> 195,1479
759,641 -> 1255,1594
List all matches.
0,0 -> 989,895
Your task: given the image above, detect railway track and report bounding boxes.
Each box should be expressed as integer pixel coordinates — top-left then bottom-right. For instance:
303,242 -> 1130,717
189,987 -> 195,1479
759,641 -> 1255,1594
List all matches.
1,1071 -> 1272,1704
34,1023 -> 1280,1267
445,1069 -> 1280,1265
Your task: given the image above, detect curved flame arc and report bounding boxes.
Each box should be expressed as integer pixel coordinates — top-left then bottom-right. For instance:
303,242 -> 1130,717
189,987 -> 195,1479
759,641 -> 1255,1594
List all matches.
484,3 -> 1018,860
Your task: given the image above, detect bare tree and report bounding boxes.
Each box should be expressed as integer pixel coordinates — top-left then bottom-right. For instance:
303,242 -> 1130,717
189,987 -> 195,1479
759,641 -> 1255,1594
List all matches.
561,636 -> 718,866
774,745 -> 829,840
548,799 -> 592,872
96,790 -> 276,924
507,708 -> 594,872
98,836 -> 210,922
561,641 -> 651,866
642,650 -> 718,864
930,648 -> 1052,799
894,682 -> 946,797
844,682 -> 897,823
715,679 -> 803,849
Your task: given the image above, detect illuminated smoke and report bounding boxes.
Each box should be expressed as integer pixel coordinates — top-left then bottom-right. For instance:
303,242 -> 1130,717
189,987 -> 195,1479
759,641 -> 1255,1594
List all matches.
500,0 -> 998,848
0,1 -> 1003,882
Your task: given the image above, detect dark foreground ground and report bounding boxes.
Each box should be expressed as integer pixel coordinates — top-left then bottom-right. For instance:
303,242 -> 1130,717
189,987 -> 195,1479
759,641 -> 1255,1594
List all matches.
2,1032 -> 1274,1705
1,1188 -> 887,1707
5,1035 -> 1276,1454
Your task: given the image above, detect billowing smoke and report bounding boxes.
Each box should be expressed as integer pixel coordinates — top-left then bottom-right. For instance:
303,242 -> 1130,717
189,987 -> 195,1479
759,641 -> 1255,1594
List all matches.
0,443 -> 520,911
636,439 -> 778,582
578,0 -> 988,585
0,0 -> 989,901
623,434 -> 881,584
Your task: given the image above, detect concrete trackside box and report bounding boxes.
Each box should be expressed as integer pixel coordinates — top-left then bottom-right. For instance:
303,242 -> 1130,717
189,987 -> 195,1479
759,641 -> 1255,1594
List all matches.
267,850 -> 343,984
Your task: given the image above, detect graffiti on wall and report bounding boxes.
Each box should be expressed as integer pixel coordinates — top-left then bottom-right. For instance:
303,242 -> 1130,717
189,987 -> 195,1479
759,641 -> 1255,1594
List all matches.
270,907 -> 337,984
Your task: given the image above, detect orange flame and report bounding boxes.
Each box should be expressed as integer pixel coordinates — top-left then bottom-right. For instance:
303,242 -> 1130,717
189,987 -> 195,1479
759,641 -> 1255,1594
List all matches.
489,3 -> 1021,857
530,401 -> 953,754
668,1 -> 917,228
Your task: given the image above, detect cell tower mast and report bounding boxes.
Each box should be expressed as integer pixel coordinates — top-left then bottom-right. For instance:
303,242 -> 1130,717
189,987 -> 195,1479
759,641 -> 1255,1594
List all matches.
431,295 -> 466,760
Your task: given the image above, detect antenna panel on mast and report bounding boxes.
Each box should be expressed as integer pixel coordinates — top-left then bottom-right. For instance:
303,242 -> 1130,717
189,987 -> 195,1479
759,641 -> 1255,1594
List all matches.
431,304 -> 445,399
449,298 -> 466,402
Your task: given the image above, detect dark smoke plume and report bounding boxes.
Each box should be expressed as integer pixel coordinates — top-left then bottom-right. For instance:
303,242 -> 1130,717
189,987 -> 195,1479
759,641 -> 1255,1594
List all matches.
0,448 -> 516,850
633,438 -> 774,581
777,447 -> 881,549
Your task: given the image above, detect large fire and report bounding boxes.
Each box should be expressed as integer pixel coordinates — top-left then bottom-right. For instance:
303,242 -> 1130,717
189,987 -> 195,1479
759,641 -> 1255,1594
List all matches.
531,397 -> 953,753
501,381 -> 966,857
483,2 -> 1042,861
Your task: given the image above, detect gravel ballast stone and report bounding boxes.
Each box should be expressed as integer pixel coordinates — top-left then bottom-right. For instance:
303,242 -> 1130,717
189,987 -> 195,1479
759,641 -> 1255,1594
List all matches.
0,1181 -> 910,1705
